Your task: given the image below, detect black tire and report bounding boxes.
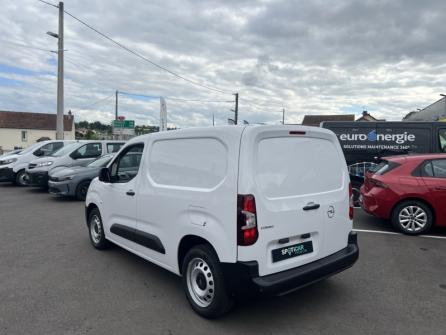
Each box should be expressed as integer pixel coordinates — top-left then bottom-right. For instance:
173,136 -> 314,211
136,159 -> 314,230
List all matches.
181,244 -> 234,318
15,169 -> 27,186
391,200 -> 433,235
75,180 -> 91,201
88,208 -> 110,249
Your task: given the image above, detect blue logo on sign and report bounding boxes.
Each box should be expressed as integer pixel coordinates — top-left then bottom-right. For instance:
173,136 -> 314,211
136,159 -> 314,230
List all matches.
367,130 -> 377,141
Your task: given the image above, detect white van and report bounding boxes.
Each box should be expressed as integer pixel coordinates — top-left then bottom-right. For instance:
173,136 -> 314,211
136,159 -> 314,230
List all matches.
0,140 -> 75,186
26,140 -> 125,187
85,125 -> 358,318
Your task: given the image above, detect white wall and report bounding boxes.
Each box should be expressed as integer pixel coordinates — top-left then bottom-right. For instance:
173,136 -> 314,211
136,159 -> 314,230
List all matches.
0,128 -> 75,151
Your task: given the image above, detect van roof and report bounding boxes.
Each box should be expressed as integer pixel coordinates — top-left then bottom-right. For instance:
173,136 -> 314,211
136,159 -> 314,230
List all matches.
125,124 -> 335,144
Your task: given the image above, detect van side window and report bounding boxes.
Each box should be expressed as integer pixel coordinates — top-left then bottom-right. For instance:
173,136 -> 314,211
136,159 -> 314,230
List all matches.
439,129 -> 446,152
72,143 -> 102,159
34,142 -> 64,157
110,144 -> 144,183
431,159 -> 446,178
149,138 -> 227,189
107,143 -> 124,153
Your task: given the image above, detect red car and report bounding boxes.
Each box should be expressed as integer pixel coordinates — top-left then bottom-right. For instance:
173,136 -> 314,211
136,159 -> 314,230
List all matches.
360,153 -> 446,235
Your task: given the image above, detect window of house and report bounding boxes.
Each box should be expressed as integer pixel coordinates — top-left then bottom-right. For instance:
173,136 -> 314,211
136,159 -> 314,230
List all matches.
21,131 -> 28,142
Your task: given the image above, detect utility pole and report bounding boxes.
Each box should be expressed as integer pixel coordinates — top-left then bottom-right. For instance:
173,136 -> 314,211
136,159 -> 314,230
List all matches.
234,92 -> 239,125
56,1 -> 64,139
212,113 -> 215,126
115,90 -> 119,120
282,108 -> 285,124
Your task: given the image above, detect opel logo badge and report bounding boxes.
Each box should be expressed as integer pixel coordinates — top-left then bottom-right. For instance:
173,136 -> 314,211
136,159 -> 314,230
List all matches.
327,206 -> 335,218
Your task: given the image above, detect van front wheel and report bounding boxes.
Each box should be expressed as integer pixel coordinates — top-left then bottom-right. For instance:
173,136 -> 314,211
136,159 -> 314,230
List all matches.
88,208 -> 110,249
15,170 -> 27,186
182,244 -> 234,318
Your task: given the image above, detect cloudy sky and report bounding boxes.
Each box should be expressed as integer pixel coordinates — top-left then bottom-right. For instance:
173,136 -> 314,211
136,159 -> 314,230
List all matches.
0,0 -> 445,128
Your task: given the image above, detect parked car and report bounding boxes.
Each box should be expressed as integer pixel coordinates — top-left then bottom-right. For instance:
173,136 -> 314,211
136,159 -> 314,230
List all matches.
0,149 -> 23,158
26,140 -> 125,188
322,121 -> 446,204
85,125 -> 358,318
48,154 -> 115,200
360,153 -> 446,235
0,140 -> 75,186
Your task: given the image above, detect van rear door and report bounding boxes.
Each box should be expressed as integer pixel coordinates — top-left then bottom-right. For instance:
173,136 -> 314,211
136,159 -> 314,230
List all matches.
237,126 -> 351,277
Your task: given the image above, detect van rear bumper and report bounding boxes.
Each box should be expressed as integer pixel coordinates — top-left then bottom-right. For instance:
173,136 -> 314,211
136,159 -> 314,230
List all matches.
225,232 -> 359,296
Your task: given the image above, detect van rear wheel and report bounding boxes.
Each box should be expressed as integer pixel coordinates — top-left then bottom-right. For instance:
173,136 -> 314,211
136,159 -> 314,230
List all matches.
181,244 -> 234,318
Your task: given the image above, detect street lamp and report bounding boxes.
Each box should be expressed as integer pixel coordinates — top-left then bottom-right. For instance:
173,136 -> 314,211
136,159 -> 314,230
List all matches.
45,2 -> 64,140
46,31 -> 59,39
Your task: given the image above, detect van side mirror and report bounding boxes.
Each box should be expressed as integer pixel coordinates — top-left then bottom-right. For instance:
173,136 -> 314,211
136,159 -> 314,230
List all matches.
99,167 -> 111,183
34,149 -> 43,157
70,151 -> 80,159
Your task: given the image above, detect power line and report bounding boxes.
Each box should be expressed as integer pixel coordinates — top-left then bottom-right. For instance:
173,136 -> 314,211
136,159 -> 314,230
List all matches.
167,97 -> 233,103
0,39 -> 54,53
37,1 -> 233,95
37,0 -> 58,8
119,91 -> 233,103
73,93 -> 115,111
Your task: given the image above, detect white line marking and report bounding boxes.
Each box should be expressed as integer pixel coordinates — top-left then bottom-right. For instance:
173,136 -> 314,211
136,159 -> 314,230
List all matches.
353,228 -> 446,240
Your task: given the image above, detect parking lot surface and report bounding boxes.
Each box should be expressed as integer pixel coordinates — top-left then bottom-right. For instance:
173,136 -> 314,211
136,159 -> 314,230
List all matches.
1,183 -> 446,335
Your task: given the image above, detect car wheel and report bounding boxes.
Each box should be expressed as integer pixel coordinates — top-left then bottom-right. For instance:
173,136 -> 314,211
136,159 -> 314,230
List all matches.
88,208 -> 109,249
15,170 -> 27,186
182,244 -> 234,318
76,180 -> 91,201
392,201 -> 433,235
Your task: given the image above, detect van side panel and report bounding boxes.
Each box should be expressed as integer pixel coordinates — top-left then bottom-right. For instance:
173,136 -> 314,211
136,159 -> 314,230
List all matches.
135,128 -> 243,274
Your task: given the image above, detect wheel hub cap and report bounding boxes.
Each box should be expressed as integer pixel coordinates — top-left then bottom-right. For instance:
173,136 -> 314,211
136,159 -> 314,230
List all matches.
90,215 -> 101,243
399,206 -> 427,232
186,257 -> 215,308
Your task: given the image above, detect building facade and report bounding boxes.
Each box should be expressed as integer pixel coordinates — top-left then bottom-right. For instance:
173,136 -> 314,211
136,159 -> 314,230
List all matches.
301,114 -> 355,127
0,110 -> 75,151
403,96 -> 446,122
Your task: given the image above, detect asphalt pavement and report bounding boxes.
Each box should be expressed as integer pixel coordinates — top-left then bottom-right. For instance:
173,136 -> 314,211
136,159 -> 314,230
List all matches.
1,183 -> 445,335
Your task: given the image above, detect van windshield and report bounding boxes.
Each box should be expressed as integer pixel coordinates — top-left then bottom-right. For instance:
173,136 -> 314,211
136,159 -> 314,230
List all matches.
17,142 -> 42,155
255,137 -> 344,198
50,143 -> 79,157
88,154 -> 114,167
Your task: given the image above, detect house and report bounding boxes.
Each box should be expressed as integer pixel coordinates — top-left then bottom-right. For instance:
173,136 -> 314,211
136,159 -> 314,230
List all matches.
0,110 -> 75,151
356,110 -> 386,122
403,96 -> 446,121
301,114 -> 355,127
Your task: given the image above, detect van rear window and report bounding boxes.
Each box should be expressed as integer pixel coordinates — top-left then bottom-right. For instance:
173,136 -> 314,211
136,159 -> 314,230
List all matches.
255,137 -> 344,198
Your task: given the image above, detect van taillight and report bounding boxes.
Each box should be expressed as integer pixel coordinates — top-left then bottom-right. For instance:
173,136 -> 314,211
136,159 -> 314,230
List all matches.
349,183 -> 354,220
237,194 -> 258,246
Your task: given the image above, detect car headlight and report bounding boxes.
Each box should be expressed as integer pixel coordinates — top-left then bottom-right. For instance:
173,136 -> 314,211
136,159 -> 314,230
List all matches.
37,161 -> 54,167
0,158 -> 17,165
58,175 -> 74,181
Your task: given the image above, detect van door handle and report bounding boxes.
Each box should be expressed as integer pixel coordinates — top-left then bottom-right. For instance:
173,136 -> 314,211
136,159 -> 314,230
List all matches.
126,190 -> 135,196
303,202 -> 320,211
